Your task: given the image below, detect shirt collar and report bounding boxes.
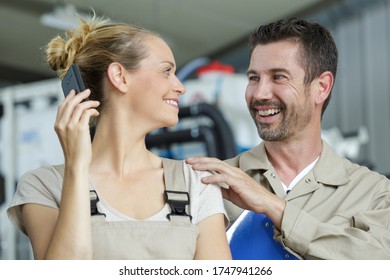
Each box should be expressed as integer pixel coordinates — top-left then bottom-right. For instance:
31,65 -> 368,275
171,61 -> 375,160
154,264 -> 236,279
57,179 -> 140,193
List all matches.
237,140 -> 350,187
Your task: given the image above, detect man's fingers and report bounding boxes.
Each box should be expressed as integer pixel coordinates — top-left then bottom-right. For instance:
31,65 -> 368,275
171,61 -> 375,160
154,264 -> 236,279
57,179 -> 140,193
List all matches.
187,157 -> 237,176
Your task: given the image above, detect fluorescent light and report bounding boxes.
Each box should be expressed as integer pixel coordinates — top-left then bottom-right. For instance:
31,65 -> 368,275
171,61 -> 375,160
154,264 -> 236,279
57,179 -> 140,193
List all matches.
40,4 -> 88,31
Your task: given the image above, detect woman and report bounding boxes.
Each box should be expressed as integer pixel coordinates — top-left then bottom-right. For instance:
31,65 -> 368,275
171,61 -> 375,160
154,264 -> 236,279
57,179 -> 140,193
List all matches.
7,15 -> 231,260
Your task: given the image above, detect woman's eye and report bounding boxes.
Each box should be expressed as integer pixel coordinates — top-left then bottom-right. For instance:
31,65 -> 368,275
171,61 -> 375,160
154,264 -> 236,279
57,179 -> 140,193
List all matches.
163,68 -> 172,75
248,76 -> 259,81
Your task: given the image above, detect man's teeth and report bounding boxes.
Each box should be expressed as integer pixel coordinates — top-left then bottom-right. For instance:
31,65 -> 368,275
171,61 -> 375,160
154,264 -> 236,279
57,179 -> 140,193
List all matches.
165,100 -> 178,106
258,109 -> 280,116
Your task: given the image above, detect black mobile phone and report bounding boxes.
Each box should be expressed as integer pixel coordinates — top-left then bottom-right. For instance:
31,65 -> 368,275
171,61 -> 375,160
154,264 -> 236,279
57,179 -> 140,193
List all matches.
61,64 -> 86,97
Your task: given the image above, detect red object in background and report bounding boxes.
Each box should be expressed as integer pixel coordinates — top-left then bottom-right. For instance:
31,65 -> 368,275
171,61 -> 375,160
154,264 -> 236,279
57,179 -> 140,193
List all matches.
196,61 -> 235,76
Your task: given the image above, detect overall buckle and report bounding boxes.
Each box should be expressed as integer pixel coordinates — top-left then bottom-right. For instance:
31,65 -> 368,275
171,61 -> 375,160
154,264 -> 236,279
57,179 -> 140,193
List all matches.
164,190 -> 192,221
90,190 -> 106,217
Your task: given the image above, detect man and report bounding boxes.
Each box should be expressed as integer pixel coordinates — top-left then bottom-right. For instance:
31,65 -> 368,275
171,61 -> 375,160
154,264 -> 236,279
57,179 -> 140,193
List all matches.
186,18 -> 390,259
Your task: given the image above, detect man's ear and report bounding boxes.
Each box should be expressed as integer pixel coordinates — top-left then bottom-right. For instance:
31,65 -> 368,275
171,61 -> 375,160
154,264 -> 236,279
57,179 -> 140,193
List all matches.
107,62 -> 128,93
315,71 -> 334,105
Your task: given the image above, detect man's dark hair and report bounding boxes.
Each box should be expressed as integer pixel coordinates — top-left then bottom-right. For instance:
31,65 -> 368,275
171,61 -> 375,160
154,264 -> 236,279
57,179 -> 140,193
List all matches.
249,18 -> 338,115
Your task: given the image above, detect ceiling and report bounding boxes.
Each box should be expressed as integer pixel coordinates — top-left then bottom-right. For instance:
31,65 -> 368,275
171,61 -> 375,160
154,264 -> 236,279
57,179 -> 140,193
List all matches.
0,0 -> 330,86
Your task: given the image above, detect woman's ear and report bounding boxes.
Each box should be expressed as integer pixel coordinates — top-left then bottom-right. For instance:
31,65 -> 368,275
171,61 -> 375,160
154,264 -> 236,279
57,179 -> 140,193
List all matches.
107,62 -> 128,93
315,71 -> 334,105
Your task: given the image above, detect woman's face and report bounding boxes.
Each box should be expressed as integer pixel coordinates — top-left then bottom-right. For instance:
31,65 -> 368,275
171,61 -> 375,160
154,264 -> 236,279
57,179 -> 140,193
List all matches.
126,36 -> 185,130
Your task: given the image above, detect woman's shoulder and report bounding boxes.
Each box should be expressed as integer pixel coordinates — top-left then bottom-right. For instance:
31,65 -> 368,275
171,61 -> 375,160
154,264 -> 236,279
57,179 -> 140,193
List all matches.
13,164 -> 64,206
20,164 -> 64,185
7,164 -> 63,234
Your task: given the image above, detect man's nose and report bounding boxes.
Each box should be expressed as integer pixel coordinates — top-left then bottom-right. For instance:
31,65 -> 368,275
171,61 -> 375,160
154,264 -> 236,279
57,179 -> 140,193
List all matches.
252,79 -> 273,100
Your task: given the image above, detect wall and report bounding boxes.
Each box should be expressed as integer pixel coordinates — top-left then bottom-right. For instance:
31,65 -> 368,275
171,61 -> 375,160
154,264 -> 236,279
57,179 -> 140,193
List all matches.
318,0 -> 390,175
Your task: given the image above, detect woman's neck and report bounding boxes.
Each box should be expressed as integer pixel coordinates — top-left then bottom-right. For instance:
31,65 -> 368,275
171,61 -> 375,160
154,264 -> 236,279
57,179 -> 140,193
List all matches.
90,117 -> 161,177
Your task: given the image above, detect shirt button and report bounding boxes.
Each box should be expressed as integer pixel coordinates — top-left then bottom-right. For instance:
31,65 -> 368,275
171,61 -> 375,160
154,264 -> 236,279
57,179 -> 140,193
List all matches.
265,222 -> 270,227
285,253 -> 290,259
305,178 -> 311,183
271,173 -> 276,178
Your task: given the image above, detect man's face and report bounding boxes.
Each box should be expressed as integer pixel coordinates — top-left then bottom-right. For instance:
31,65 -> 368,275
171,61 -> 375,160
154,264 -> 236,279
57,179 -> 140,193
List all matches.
245,40 -> 315,142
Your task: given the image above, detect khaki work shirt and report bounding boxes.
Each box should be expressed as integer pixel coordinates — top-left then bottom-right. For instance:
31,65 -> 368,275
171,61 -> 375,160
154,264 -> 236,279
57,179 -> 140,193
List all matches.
225,140 -> 390,259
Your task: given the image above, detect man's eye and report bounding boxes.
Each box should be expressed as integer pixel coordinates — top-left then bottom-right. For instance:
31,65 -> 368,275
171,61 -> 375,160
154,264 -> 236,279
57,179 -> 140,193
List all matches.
274,74 -> 284,80
164,68 -> 172,75
248,76 -> 259,81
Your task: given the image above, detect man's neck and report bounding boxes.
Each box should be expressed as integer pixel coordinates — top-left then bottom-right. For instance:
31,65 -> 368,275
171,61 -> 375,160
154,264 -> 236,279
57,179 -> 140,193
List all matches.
264,137 -> 322,186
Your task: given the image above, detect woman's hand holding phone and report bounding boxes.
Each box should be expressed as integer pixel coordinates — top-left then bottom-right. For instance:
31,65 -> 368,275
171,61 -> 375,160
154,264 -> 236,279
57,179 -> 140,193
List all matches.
55,88 -> 100,168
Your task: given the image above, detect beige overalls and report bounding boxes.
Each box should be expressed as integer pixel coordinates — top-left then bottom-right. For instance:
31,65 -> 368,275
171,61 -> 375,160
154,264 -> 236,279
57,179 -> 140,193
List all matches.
55,158 -> 199,260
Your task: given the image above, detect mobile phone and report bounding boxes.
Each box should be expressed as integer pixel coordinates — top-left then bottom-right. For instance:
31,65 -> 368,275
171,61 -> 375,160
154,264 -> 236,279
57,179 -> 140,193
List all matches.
61,64 -> 86,97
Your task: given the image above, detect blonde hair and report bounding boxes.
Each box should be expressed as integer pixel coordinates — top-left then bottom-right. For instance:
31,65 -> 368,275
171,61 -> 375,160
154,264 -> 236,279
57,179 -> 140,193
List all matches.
45,14 -> 158,107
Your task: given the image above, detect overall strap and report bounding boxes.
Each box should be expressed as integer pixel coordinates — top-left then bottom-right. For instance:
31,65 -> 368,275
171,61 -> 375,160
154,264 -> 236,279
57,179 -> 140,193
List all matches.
162,158 -> 192,221
52,164 -> 104,216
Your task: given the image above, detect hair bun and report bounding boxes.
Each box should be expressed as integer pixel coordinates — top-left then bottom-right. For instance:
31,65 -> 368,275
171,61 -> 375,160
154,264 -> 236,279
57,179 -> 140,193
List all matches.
45,15 -> 105,78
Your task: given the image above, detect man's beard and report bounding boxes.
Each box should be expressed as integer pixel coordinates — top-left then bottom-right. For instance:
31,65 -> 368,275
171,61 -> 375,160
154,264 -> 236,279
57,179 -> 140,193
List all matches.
250,95 -> 312,142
